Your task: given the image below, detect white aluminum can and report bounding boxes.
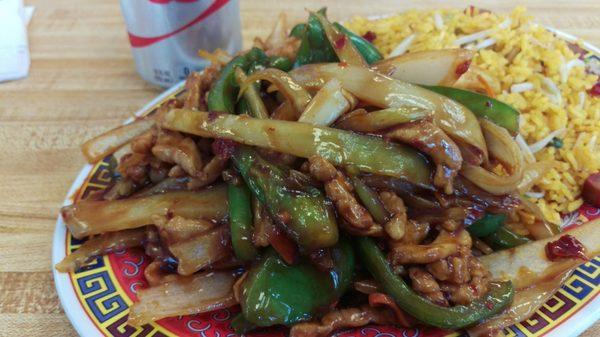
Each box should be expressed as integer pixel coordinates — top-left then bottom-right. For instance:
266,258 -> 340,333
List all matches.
120,0 -> 242,87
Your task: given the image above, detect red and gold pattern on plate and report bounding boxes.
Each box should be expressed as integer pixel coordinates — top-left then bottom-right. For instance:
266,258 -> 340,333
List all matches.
59,50 -> 600,337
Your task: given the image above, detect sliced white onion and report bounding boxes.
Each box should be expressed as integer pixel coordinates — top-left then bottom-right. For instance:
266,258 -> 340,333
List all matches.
560,59 -> 586,83
524,191 -> 545,199
587,57 -> 600,75
433,12 -> 444,30
529,37 -> 551,50
528,128 -> 566,153
540,76 -> 562,106
578,91 -> 586,110
169,226 -> 231,276
299,78 -> 349,126
475,38 -> 496,50
519,114 -> 525,126
588,134 -> 597,151
454,19 -> 510,46
574,132 -> 586,148
468,270 -> 573,337
389,34 -> 416,57
510,82 -> 534,93
460,119 -> 524,195
373,48 -> 474,86
518,161 -> 554,194
464,43 -> 476,51
480,221 -> 600,290
515,134 -> 536,163
497,18 -> 512,29
453,29 -> 492,46
128,270 -> 237,326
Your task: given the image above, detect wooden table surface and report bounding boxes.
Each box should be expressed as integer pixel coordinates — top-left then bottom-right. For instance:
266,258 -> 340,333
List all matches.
0,0 -> 598,336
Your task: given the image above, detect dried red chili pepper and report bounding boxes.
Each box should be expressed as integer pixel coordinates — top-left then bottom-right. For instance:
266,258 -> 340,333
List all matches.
334,35 -> 347,49
362,31 -> 377,43
589,82 -> 600,97
455,60 -> 472,76
545,234 -> 587,261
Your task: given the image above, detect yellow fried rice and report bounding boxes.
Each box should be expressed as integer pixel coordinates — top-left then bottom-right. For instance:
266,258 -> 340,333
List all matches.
346,7 -> 600,224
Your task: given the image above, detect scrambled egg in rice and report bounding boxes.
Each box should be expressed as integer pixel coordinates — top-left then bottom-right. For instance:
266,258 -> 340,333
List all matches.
346,7 -> 600,224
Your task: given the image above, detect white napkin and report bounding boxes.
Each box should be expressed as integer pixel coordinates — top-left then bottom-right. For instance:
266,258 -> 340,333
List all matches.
0,0 -> 35,83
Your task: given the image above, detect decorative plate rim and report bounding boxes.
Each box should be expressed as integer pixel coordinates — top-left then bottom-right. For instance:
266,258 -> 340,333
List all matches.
52,82 -> 186,337
52,25 -> 600,337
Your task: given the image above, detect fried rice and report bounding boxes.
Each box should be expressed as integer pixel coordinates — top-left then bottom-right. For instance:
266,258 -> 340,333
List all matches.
346,6 -> 600,224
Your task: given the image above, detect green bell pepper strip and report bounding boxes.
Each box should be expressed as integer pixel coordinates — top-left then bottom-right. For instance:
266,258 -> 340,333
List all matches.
207,47 -> 267,114
232,146 -> 339,250
209,49 -> 266,263
234,67 -> 269,119
354,236 -> 514,330
238,239 -> 355,330
295,38 -> 337,66
483,226 -> 531,250
422,85 -> 520,134
467,212 -> 531,250
333,23 -> 383,64
295,9 -> 337,67
352,177 -> 389,224
313,12 -> 368,67
208,48 -> 324,260
294,8 -> 383,66
161,109 -> 432,186
268,55 -> 293,72
467,213 -> 507,238
347,166 -> 390,224
306,8 -> 334,56
235,97 -> 251,115
210,53 -> 338,250
228,183 -> 259,261
290,23 -> 306,39
208,48 -> 275,262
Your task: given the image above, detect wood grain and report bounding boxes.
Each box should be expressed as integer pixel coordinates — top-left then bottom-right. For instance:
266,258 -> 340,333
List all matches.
0,0 -> 598,336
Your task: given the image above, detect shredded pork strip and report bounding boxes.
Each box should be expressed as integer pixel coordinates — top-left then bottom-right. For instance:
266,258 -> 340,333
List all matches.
102,178 -> 136,200
308,155 -> 383,236
130,129 -> 156,154
187,154 -> 229,189
152,215 -> 216,244
183,72 -> 204,110
389,224 -> 492,306
389,242 -> 460,264
152,130 -> 204,178
253,13 -> 301,60
290,305 -> 396,337
379,191 -> 408,240
182,66 -> 221,111
117,152 -> 151,184
425,229 -> 492,305
408,266 -> 449,306
387,120 -> 462,194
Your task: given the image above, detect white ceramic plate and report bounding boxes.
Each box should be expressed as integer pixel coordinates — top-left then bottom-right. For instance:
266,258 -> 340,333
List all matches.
53,25 -> 600,337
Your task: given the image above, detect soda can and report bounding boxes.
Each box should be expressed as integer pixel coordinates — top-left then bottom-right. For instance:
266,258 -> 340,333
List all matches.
120,0 -> 242,87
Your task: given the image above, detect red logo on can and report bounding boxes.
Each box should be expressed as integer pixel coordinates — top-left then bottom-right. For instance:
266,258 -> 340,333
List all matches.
128,0 -> 229,48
